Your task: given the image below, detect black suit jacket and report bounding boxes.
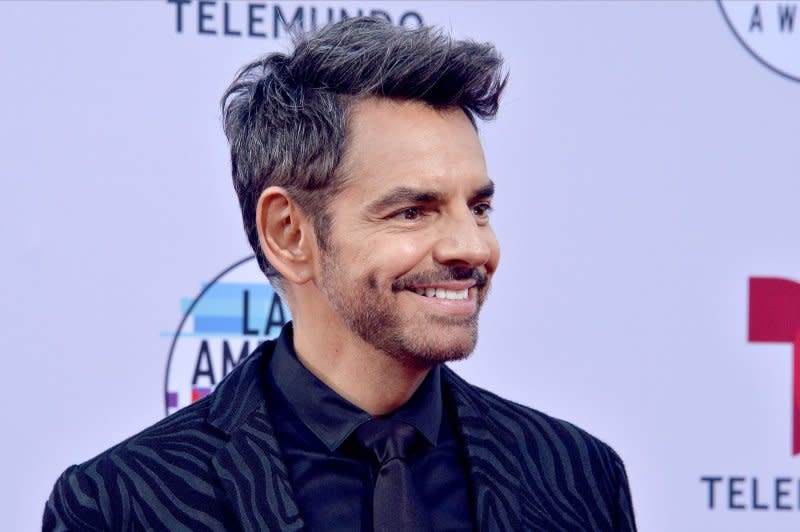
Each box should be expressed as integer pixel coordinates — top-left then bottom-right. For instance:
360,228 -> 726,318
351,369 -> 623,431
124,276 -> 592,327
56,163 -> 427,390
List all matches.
44,339 -> 636,531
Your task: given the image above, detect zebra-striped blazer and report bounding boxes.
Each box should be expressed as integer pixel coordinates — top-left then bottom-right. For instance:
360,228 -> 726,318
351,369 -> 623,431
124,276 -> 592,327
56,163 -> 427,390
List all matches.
44,339 -> 636,531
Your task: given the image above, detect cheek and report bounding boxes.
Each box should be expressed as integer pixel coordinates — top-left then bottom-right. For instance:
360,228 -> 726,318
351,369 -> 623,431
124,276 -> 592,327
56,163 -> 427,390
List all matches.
367,275 -> 379,290
486,229 -> 501,274
364,236 -> 431,274
396,237 -> 430,260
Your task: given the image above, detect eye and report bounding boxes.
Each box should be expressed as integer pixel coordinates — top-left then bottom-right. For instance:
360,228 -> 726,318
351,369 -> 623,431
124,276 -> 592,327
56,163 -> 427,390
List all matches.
394,207 -> 424,221
471,202 -> 493,218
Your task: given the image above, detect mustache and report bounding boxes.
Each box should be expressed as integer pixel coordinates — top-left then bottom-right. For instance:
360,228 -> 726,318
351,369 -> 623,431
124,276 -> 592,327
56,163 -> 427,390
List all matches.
391,267 -> 488,291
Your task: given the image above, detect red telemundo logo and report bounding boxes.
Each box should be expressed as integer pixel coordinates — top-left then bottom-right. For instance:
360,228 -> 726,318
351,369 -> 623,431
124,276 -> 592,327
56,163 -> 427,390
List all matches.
748,277 -> 800,455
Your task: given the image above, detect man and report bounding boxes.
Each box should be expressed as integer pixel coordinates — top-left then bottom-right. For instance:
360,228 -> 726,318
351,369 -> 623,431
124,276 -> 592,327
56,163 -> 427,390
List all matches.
44,17 -> 636,531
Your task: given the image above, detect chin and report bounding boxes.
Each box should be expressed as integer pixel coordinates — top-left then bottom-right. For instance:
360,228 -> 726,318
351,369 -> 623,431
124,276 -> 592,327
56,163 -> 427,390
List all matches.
410,345 -> 473,365
387,323 -> 479,367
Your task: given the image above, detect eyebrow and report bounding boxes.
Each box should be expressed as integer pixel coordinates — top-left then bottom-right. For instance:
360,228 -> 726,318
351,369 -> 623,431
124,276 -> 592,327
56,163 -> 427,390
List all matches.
365,187 -> 444,214
365,180 -> 495,215
473,180 -> 495,200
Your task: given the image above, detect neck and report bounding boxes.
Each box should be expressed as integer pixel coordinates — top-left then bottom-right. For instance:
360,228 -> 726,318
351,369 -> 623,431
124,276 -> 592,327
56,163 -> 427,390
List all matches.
290,313 -> 431,416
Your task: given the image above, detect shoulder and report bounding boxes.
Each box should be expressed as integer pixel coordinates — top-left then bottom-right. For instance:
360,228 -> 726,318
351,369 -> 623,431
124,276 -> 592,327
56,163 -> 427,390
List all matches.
43,340 -> 276,531
43,396 -> 227,530
442,366 -> 636,530
443,365 -> 621,458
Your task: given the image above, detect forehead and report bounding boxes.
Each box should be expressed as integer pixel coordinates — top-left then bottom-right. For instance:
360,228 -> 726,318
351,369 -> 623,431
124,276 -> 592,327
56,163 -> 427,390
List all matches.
336,98 -> 489,199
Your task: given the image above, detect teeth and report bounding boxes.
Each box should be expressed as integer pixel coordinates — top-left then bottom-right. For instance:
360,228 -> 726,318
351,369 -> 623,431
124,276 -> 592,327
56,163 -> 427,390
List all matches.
412,287 -> 469,300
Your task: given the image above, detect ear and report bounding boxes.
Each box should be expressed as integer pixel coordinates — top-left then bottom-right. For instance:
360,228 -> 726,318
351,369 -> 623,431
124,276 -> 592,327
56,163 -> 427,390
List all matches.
255,186 -> 316,285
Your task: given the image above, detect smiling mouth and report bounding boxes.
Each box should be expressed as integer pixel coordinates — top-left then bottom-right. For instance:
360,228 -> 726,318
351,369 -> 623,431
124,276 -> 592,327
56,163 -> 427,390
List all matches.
411,287 -> 469,300
394,267 -> 487,304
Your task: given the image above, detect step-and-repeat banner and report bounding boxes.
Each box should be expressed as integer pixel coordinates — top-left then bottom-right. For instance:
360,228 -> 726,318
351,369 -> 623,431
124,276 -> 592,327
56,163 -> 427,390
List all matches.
2,1 -> 798,530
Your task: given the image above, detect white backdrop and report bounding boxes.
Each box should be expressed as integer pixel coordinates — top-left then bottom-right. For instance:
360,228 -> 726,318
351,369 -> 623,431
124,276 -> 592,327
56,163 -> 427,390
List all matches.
2,1 -> 798,530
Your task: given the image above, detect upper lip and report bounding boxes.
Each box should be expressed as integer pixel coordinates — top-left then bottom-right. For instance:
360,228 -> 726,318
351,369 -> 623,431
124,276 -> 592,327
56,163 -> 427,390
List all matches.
406,280 -> 476,290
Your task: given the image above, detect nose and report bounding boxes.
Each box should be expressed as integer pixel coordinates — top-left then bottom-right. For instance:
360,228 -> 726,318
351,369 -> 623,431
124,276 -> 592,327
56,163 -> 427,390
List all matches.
432,207 -> 495,268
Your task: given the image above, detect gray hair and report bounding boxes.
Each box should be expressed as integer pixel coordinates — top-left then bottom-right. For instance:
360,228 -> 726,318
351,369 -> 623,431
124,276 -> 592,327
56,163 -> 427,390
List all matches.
221,16 -> 507,286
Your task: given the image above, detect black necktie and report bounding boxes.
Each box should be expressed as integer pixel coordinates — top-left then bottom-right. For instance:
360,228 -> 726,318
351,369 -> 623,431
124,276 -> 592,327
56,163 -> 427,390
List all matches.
354,419 -> 432,532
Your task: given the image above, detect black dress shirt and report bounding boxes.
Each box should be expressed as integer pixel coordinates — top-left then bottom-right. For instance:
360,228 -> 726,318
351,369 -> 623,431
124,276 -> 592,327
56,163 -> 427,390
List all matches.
265,325 -> 473,531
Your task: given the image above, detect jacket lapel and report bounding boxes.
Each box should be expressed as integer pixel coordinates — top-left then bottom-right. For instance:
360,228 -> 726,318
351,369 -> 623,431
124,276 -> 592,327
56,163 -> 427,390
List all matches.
206,340 -> 305,531
203,341 -> 523,531
443,367 -> 523,531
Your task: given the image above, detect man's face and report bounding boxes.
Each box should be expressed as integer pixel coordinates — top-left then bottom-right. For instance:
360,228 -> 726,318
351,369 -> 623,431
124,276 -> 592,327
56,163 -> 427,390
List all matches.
316,98 -> 500,367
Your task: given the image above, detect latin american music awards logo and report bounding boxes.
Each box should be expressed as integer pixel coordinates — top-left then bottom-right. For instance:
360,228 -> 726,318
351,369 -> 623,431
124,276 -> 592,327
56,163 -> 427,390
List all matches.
749,276 -> 800,455
719,1 -> 800,83
163,256 -> 291,416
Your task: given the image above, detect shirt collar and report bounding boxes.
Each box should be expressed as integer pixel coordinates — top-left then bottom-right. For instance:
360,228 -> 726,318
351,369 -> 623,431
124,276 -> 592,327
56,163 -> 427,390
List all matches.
387,363 -> 442,447
268,323 -> 443,451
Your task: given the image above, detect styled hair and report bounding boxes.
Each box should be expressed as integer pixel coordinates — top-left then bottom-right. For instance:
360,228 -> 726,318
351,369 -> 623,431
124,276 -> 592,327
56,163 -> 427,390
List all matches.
221,16 -> 507,285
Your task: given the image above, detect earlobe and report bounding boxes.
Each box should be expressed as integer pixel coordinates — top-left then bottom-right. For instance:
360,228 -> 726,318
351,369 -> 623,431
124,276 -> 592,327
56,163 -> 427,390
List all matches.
255,187 -> 315,284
